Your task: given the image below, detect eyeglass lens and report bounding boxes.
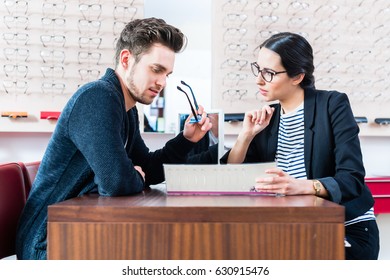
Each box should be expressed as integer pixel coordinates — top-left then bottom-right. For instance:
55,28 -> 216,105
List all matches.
251,62 -> 274,82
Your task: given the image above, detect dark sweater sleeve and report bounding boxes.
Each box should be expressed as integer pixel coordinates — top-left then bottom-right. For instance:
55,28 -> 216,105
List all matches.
131,129 -> 197,186
67,84 -> 144,196
186,143 -> 219,164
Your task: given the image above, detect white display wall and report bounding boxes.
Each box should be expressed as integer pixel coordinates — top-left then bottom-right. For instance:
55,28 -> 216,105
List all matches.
212,0 -> 390,136
0,0 -> 144,132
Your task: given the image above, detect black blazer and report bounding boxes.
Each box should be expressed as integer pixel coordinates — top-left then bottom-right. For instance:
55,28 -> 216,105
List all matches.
221,88 -> 374,221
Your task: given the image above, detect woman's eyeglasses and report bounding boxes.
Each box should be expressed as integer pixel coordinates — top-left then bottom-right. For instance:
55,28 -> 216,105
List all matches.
177,80 -> 201,123
250,62 -> 287,82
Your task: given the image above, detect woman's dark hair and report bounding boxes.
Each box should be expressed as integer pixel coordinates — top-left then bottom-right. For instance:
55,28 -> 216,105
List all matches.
115,17 -> 187,66
259,32 -> 315,89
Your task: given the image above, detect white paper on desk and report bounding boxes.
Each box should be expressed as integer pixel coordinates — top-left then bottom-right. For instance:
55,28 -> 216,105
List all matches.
163,162 -> 277,195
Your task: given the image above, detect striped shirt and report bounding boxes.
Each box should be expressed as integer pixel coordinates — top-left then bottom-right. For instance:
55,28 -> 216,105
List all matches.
276,103 -> 306,179
275,102 -> 375,225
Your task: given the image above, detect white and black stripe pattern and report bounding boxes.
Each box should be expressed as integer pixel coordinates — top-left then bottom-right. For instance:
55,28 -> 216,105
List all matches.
276,103 -> 307,179
345,207 -> 375,226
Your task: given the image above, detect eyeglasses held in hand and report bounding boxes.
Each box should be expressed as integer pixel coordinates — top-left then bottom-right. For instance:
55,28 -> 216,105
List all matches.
250,62 -> 287,83
177,80 -> 201,123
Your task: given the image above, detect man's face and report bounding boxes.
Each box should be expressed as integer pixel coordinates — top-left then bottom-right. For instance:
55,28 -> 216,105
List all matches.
125,43 -> 175,105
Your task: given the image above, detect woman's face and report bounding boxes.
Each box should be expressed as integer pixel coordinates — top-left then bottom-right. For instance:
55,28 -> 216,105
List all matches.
255,47 -> 297,103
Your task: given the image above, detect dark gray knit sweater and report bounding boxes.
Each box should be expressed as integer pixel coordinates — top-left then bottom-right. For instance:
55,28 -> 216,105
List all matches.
16,68 -> 195,260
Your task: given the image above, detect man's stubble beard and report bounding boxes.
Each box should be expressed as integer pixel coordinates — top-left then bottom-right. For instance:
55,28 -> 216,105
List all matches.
126,64 -> 153,106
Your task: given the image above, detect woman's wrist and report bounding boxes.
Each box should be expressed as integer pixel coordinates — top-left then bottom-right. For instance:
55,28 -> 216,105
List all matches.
312,180 -> 323,196
238,130 -> 255,143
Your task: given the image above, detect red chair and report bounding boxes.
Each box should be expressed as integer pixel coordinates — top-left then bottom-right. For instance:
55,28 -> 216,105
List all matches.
0,162 -> 27,259
19,161 -> 40,199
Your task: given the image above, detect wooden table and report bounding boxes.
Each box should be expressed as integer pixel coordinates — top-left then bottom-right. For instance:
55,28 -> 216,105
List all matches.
47,185 -> 345,260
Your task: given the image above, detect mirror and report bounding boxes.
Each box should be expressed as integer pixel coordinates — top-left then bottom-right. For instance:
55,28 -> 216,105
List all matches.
143,0 -> 212,134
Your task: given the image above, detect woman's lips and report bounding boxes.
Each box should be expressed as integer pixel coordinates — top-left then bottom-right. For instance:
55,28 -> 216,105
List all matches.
259,88 -> 268,96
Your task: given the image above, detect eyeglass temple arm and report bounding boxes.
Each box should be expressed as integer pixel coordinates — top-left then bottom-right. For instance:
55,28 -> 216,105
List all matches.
177,86 -> 199,122
181,80 -> 199,110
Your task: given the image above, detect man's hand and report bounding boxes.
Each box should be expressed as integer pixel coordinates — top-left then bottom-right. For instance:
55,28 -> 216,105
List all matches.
183,105 -> 212,143
134,166 -> 145,181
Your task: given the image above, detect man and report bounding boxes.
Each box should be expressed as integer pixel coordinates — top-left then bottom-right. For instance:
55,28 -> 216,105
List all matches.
16,17 -> 212,260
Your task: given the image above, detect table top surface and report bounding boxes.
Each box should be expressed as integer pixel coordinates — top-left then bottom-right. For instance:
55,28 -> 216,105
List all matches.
48,184 -> 345,223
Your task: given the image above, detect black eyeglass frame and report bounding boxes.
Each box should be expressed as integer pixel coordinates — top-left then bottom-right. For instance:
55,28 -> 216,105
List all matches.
250,62 -> 287,82
177,80 -> 201,123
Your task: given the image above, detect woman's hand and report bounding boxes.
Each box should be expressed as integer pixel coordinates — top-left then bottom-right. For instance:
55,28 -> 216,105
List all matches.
255,168 -> 313,196
242,105 -> 275,138
227,105 -> 274,164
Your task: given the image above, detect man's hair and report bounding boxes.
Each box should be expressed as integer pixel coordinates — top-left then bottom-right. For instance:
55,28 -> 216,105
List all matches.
114,17 -> 187,66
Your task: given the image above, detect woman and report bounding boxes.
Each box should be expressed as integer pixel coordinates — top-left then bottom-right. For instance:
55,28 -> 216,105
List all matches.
221,32 -> 379,260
